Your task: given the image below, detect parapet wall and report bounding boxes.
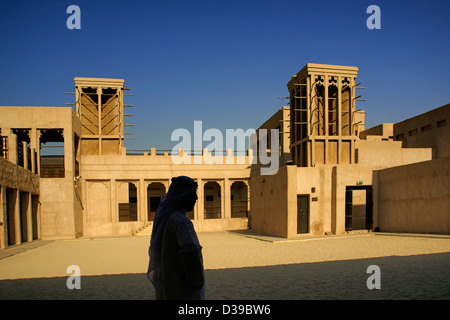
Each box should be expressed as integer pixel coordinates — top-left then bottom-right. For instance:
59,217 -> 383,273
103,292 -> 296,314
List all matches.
0,157 -> 39,194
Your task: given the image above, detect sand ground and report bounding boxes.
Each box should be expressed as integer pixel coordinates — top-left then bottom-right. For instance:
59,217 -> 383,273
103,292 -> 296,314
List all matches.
0,231 -> 449,300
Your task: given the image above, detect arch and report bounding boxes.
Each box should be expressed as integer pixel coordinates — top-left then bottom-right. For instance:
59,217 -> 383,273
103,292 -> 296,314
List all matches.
204,181 -> 221,219
147,182 -> 166,221
118,182 -> 137,221
88,181 -> 111,223
230,181 -> 248,218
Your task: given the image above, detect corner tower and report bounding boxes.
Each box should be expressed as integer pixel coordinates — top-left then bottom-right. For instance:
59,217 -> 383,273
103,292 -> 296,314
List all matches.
287,63 -> 365,166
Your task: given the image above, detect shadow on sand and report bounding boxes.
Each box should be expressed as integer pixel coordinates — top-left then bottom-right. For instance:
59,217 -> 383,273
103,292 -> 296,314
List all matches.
0,253 -> 449,300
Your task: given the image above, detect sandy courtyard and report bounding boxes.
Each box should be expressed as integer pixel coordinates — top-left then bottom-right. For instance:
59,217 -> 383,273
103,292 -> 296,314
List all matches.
0,232 -> 449,300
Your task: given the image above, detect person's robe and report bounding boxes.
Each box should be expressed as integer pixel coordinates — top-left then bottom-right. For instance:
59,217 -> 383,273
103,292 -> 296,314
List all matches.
158,209 -> 204,299
147,176 -> 204,300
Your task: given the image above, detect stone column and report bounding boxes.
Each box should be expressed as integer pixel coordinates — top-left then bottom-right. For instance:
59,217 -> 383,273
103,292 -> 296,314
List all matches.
197,178 -> 204,221
13,189 -> 21,245
25,192 -> 33,242
63,129 -> 74,177
139,179 -> 146,222
22,141 -> 28,170
36,130 -> 41,175
220,179 -> 225,220
324,75 -> 329,137
223,178 -> 231,220
337,76 -> 342,137
110,179 -> 117,222
97,87 -> 102,155
246,181 -> 251,220
8,134 -> 18,164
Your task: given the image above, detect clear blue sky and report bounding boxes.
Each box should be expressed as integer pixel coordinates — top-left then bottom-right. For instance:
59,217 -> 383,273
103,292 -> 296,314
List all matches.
1,0 -> 449,150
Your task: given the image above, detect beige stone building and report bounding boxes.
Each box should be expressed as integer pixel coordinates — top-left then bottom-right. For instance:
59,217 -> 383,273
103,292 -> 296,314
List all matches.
251,64 -> 449,238
0,78 -> 251,246
1,63 -> 449,249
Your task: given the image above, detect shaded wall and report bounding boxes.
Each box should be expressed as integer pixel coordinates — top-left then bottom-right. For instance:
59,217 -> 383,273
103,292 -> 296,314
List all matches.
250,166 -> 290,238
377,157 -> 450,234
394,103 -> 450,159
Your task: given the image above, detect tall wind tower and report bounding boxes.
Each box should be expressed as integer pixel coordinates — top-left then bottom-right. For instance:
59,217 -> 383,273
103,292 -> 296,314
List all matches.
73,78 -> 133,155
287,64 -> 365,167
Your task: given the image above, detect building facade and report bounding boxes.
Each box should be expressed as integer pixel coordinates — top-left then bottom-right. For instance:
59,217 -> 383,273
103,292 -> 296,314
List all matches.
251,64 -> 449,238
1,63 -> 449,249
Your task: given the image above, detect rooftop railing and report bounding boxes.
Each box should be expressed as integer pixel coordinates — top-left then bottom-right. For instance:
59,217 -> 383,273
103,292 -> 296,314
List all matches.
125,148 -> 251,156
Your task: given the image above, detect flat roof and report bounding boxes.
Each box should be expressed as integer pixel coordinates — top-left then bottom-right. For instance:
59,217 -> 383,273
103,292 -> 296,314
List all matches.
74,77 -> 125,87
287,63 -> 359,88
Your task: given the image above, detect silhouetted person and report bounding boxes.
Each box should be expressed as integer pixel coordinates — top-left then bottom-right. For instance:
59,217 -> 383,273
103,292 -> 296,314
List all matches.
147,176 -> 204,300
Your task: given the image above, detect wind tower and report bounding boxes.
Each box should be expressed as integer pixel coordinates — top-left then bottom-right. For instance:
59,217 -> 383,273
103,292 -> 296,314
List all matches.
73,78 -> 133,155
287,64 -> 365,167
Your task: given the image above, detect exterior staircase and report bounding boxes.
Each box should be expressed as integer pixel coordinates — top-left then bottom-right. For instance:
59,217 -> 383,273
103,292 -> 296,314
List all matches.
133,222 -> 153,236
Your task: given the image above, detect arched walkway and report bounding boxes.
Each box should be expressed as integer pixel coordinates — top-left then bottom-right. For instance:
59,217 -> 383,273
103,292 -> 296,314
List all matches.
147,182 -> 166,221
204,181 -> 221,219
230,181 -> 248,218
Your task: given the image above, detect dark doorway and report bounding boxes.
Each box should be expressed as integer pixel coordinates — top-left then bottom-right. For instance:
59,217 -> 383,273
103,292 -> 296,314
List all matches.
297,195 -> 309,234
119,183 -> 138,222
345,186 -> 373,231
20,192 -> 28,243
230,181 -> 248,218
6,188 -> 17,246
147,182 -> 166,221
204,181 -> 221,219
